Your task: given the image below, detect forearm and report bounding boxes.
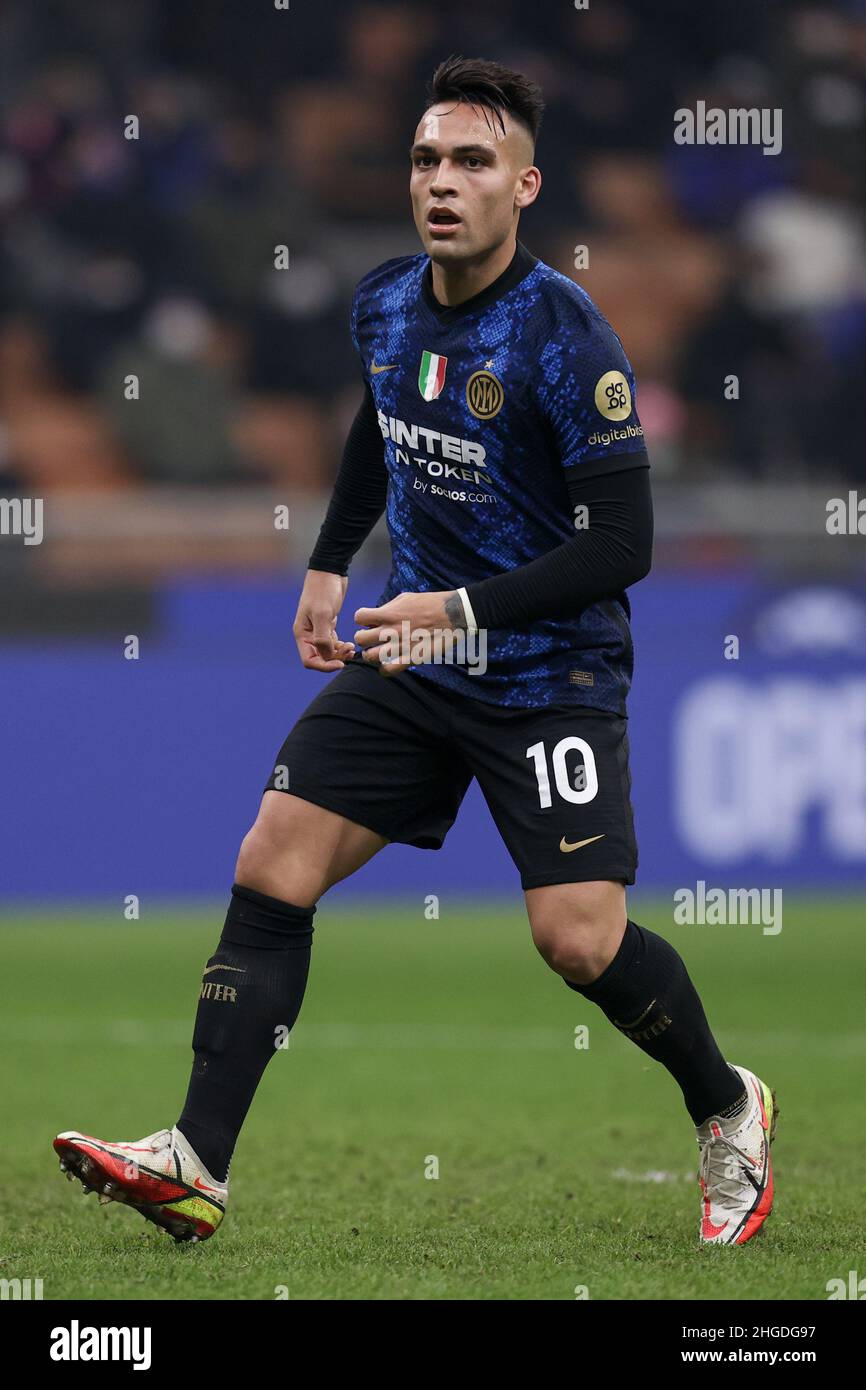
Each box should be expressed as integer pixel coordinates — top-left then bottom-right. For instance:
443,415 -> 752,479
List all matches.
461,461 -> 653,629
307,384 -> 388,576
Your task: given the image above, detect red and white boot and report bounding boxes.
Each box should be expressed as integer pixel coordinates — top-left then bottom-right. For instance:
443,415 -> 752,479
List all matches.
697,1065 -> 779,1245
53,1125 -> 227,1243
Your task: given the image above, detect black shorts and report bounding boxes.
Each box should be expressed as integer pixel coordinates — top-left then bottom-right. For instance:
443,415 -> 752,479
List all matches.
264,655 -> 637,890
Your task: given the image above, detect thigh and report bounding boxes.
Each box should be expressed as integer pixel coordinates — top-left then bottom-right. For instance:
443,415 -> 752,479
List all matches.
456,702 -> 638,891
264,656 -> 473,851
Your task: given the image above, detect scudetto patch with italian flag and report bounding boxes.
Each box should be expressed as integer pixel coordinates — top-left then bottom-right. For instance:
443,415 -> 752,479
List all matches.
418,350 -> 447,401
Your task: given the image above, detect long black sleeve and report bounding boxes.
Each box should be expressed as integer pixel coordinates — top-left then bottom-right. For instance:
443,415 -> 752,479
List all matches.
307,384 -> 388,576
464,457 -> 653,629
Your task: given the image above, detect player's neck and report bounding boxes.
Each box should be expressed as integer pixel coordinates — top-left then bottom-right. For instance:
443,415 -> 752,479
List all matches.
428,237 -> 518,309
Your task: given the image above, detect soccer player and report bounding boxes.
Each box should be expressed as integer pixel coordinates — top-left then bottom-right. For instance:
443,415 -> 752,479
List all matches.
54,56 -> 777,1247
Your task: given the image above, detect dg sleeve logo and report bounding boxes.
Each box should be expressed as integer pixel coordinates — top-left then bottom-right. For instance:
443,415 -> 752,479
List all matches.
594,370 -> 632,422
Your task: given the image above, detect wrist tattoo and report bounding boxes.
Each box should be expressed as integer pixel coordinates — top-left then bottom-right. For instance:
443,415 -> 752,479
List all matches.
444,592 -> 467,630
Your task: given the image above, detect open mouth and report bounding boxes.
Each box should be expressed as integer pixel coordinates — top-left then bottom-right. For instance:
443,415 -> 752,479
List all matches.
428,209 -> 461,229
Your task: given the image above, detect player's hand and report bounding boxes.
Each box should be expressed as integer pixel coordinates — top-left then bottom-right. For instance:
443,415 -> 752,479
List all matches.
294,570 -> 356,672
353,590 -> 458,677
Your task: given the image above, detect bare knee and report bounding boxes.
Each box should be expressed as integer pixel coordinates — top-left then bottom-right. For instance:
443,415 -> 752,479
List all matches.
234,792 -> 387,907
527,881 -> 627,986
234,825 -> 287,897
234,796 -> 327,907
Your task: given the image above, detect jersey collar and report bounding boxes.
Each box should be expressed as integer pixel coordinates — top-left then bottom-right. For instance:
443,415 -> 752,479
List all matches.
419,239 -> 538,325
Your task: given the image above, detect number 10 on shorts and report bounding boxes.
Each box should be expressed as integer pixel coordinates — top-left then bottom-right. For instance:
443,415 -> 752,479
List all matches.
526,737 -> 599,807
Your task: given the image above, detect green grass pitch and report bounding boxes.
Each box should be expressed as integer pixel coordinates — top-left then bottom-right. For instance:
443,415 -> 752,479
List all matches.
3,896 -> 864,1300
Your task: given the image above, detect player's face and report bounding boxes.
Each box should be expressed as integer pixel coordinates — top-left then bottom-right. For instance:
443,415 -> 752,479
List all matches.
409,101 -> 537,263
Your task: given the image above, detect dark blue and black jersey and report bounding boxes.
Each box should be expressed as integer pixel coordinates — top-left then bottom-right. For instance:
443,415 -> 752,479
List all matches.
350,240 -> 649,712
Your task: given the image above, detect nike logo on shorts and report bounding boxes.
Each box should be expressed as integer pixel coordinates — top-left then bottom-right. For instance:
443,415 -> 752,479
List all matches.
559,834 -> 605,853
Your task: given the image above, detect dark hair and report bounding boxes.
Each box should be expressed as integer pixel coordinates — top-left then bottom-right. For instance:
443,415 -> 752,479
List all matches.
425,54 -> 545,148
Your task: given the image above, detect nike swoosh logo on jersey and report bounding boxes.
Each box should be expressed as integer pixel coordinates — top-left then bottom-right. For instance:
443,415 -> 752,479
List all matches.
371,361 -> 396,374
202,964 -> 247,977
559,834 -> 605,853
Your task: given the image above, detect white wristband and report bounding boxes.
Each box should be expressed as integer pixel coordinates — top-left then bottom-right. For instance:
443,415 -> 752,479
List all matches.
456,586 -> 479,633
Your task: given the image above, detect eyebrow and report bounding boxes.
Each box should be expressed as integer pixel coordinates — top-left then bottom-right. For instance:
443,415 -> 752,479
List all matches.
409,142 -> 497,159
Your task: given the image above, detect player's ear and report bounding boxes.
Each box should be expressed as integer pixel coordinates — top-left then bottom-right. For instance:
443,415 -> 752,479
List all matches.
515,166 -> 541,210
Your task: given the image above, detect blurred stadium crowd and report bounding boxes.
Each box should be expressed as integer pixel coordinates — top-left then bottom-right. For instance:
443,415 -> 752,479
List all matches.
1,0 -> 865,508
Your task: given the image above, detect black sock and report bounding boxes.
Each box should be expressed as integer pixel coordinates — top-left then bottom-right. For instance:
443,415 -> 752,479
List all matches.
565,920 -> 746,1126
176,883 -> 315,1182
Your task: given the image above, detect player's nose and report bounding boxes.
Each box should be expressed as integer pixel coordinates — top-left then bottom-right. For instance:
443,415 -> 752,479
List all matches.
430,167 -> 458,193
